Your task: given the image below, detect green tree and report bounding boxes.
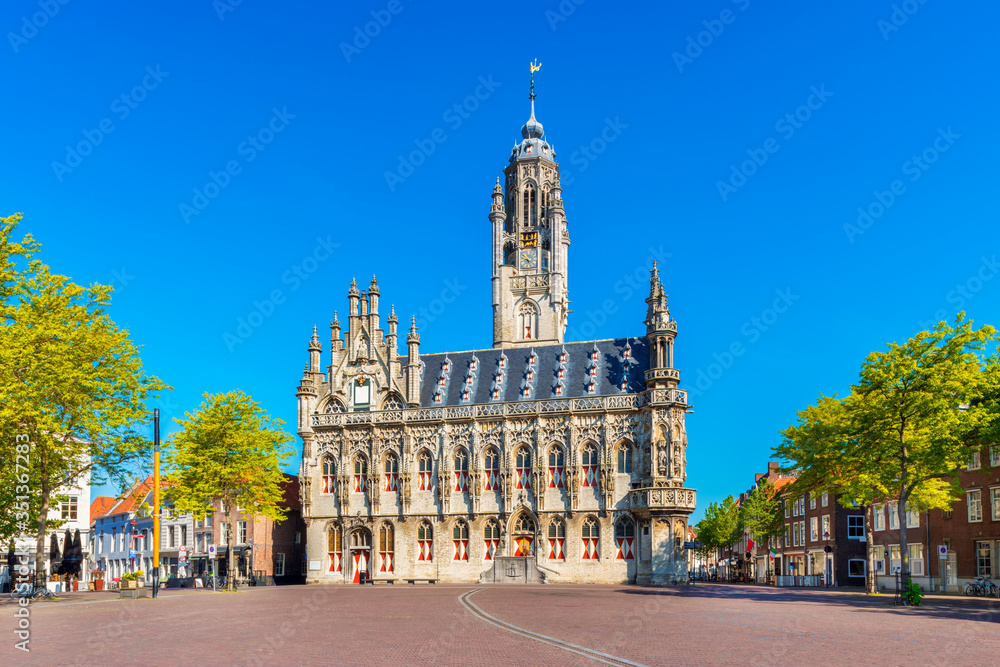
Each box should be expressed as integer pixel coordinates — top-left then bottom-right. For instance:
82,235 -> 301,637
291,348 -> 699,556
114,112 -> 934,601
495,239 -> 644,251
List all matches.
0,213 -> 168,579
777,314 -> 997,593
739,480 -> 784,579
163,390 -> 295,591
695,495 -> 742,579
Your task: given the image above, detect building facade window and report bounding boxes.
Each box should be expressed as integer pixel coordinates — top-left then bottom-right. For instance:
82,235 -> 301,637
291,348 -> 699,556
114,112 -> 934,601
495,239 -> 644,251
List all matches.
617,445 -> 632,474
236,521 -> 246,545
873,504 -> 885,531
417,522 -> 433,562
515,447 -> 531,490
582,444 -> 598,488
909,544 -> 925,576
60,497 -> 78,521
484,449 -> 500,491
821,492 -> 829,507
968,490 -> 983,522
888,502 -> 899,529
384,454 -> 398,492
615,518 -> 635,560
847,515 -> 864,540
968,451 -> 982,470
548,446 -> 565,488
990,444 -> 1000,467
328,525 -> 342,573
821,514 -> 830,540
991,487 -> 1000,521
848,559 -> 866,577
484,520 -> 500,560
582,517 -> 600,560
906,505 -> 920,528
454,449 -> 469,492
512,514 -> 536,556
354,455 -> 368,493
873,546 -> 886,573
809,494 -> 816,510
321,457 -> 336,494
547,519 -> 565,560
275,553 -> 285,577
452,522 -> 469,561
379,523 -> 394,573
418,451 -> 433,491
519,301 -> 538,340
810,517 -> 818,542
976,541 -> 992,576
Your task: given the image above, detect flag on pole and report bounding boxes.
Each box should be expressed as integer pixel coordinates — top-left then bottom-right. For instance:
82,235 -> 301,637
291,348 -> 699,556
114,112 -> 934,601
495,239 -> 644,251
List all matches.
769,547 -> 778,561
746,536 -> 755,552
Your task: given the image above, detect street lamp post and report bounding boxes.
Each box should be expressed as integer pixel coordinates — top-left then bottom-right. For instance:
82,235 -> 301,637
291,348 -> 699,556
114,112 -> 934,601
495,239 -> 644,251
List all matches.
823,530 -> 831,588
152,408 -> 160,599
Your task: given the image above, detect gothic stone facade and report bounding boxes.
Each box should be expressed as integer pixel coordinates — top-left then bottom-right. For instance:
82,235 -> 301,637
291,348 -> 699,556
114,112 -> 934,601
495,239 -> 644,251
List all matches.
298,91 -> 696,585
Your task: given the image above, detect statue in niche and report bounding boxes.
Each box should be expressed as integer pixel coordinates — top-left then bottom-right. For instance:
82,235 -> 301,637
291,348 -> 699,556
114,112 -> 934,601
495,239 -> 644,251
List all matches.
672,443 -> 682,478
657,444 -> 669,476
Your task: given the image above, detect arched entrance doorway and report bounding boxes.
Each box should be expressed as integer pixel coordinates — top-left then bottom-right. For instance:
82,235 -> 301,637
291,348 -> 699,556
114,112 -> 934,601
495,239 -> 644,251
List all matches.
509,512 -> 537,557
348,528 -> 371,584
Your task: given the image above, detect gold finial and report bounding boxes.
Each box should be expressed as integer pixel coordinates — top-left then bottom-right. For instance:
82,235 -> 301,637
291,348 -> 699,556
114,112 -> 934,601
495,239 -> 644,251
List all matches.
530,59 -> 542,74
529,60 -> 542,101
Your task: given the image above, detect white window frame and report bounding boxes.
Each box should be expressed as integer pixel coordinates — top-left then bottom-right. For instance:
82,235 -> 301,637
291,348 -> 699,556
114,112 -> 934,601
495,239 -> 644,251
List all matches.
888,501 -> 899,530
847,515 -> 864,540
968,451 -> 981,471
822,514 -> 831,541
810,517 -> 818,542
990,444 -> 1000,467
275,553 -> 286,577
809,495 -> 816,511
905,505 -> 920,528
821,492 -> 829,508
968,489 -> 983,522
991,487 -> 1000,522
848,559 -> 866,578
237,520 -> 247,544
873,504 -> 885,531
909,544 -> 924,576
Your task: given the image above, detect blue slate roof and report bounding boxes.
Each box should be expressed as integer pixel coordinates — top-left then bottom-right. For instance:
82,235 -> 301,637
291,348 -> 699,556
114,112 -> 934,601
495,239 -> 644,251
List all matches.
418,338 -> 648,407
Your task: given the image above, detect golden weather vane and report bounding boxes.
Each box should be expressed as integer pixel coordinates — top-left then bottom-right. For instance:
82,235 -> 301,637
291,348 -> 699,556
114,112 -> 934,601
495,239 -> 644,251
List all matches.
529,59 -> 542,100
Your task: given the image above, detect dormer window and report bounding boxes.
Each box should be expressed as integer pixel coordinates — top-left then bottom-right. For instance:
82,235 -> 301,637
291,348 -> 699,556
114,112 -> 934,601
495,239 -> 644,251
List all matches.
587,383 -> 596,394
527,370 -> 534,382
589,367 -> 597,378
462,389 -> 470,402
499,357 -> 507,369
523,386 -> 531,398
559,353 -> 566,363
591,350 -> 599,361
558,368 -> 565,380
438,377 -> 446,387
555,384 -> 563,396
443,361 -> 450,373
623,348 -> 631,359
470,360 -> 477,371
434,394 -> 442,404
498,372 -> 504,383
492,388 -> 500,400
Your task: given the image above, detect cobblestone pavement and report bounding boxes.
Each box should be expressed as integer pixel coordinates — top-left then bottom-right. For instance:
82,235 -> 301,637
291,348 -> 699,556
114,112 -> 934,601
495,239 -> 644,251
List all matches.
3,583 -> 998,666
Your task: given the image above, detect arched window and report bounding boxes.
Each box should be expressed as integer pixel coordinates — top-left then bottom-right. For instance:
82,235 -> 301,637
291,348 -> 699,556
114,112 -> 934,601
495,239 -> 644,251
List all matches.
324,400 -> 346,414
582,443 -> 598,488
519,302 -> 538,340
353,456 -> 368,493
483,520 -> 500,561
523,185 -> 537,226
327,524 -> 342,573
321,456 -> 336,494
484,448 -> 500,491
381,394 -> 404,411
384,454 -> 398,492
417,521 -> 433,562
548,445 -> 565,488
547,519 -> 565,560
452,521 -> 469,561
378,523 -> 394,573
582,517 -> 600,560
418,451 -> 433,491
512,514 -> 536,557
615,518 -> 635,560
617,444 -> 633,474
515,447 -> 531,490
454,448 -> 469,492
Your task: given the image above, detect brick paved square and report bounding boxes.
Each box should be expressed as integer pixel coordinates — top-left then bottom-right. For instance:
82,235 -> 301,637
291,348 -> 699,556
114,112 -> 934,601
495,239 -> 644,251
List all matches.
3,584 -> 998,666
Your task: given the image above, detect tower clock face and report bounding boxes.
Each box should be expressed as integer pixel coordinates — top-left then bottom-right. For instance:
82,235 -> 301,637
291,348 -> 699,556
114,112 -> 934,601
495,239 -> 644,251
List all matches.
520,249 -> 537,270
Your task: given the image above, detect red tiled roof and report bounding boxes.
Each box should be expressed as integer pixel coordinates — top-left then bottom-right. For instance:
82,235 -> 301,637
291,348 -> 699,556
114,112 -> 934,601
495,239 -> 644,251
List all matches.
106,476 -> 172,515
90,496 -> 117,519
772,477 -> 796,492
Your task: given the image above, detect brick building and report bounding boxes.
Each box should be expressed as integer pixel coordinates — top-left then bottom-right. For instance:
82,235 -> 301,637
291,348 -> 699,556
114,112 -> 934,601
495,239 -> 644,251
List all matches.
870,443 -> 1000,592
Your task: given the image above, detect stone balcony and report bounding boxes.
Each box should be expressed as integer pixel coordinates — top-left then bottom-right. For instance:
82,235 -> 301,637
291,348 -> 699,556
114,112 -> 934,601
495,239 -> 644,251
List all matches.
644,368 -> 680,383
627,486 -> 697,515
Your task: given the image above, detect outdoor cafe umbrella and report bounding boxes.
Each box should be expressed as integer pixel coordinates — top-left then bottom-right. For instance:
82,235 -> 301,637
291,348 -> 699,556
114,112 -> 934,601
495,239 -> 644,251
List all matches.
68,529 -> 83,575
60,529 -> 81,576
49,532 -> 62,577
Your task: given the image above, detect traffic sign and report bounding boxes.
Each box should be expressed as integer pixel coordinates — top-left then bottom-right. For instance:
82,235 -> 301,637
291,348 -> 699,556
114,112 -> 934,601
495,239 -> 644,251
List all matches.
937,545 -> 948,557
129,549 -> 136,558
179,544 -> 187,553
209,545 -> 216,556
683,541 -> 703,549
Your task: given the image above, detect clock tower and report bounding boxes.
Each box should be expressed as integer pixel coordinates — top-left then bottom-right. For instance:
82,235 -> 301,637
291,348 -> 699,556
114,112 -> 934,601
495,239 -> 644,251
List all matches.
490,62 -> 570,349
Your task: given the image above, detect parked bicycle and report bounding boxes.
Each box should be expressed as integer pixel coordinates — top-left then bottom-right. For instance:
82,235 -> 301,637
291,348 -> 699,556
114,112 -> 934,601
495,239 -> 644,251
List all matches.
9,581 -> 58,601
207,575 -> 236,590
963,575 -> 998,597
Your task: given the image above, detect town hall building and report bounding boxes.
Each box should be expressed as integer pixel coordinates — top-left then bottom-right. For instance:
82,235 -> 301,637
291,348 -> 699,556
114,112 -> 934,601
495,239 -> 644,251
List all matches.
297,70 -> 696,585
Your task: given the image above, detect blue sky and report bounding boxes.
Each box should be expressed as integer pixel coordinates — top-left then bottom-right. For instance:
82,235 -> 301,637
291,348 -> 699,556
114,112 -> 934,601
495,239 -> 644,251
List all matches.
3,1 -> 998,520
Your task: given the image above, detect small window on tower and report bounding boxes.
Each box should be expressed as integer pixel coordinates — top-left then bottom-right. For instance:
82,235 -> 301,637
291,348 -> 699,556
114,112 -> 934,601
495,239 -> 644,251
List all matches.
462,389 -> 470,402
524,386 -> 531,398
470,360 -> 477,371
493,388 -> 500,400
527,370 -> 534,382
587,383 -> 596,394
559,353 -> 566,363
558,368 -> 565,380
499,357 -> 506,369
555,385 -> 563,396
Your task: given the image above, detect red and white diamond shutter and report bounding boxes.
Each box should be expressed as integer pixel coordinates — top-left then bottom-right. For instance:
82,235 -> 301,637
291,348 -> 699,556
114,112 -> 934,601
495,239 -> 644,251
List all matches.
515,448 -> 531,490
582,518 -> 600,560
352,551 -> 369,583
514,537 -> 533,557
548,446 -> 565,488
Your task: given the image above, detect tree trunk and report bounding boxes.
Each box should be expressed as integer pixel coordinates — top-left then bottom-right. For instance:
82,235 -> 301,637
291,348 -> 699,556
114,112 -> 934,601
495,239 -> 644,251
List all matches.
899,431 -> 909,585
34,450 -> 49,590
